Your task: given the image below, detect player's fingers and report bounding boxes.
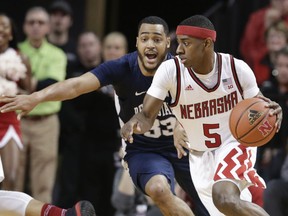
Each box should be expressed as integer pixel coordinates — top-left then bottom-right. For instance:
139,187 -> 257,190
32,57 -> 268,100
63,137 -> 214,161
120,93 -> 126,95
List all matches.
257,95 -> 271,103
265,101 -> 280,113
174,140 -> 188,157
176,148 -> 183,159
271,104 -> 282,115
121,133 -> 133,143
175,144 -> 186,158
266,101 -> 282,132
275,111 -> 283,132
16,111 -> 29,121
121,133 -> 134,143
0,102 -> 18,113
120,123 -> 134,143
17,113 -> 22,121
267,100 -> 279,108
120,126 -> 129,141
174,127 -> 189,156
127,136 -> 134,143
0,95 -> 16,104
276,119 -> 282,133
0,94 -> 16,99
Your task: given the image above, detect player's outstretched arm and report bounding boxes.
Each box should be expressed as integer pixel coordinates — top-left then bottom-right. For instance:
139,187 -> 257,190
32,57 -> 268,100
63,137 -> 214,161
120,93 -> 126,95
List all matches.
0,72 -> 100,118
121,94 -> 164,143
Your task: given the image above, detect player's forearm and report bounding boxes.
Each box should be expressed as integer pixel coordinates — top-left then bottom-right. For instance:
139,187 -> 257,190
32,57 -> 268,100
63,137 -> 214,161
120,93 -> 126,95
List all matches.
32,77 -> 81,103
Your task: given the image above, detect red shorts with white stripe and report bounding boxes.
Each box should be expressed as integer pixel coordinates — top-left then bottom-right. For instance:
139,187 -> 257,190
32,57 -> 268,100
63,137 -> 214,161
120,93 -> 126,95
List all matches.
214,144 -> 265,188
188,142 -> 265,216
0,108 -> 23,149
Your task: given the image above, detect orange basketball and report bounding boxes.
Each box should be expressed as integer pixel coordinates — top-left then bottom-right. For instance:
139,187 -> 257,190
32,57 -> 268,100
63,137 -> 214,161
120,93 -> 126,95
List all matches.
229,98 -> 277,147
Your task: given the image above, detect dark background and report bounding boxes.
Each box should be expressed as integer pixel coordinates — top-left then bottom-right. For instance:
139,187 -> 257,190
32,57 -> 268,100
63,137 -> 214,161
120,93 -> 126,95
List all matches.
1,0 -> 270,58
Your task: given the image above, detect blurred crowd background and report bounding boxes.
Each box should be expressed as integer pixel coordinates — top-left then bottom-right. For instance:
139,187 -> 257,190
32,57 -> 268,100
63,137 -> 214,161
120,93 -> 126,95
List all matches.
1,0 -> 288,216
2,0 -> 270,56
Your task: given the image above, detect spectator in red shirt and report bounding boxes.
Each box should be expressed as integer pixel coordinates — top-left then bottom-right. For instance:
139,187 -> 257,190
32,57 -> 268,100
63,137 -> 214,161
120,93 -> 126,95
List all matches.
240,0 -> 288,67
253,20 -> 288,86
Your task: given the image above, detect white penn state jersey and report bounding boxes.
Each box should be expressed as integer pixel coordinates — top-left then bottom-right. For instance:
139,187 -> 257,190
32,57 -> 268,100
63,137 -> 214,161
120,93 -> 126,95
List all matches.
147,53 -> 259,151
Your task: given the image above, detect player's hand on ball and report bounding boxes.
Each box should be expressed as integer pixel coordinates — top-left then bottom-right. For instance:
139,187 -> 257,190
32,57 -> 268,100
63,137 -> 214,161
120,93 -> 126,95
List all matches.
257,95 -> 283,132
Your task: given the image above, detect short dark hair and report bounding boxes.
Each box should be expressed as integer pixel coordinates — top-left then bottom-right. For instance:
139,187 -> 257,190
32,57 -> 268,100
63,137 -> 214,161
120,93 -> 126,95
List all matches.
179,15 -> 215,31
49,0 -> 73,15
138,16 -> 169,35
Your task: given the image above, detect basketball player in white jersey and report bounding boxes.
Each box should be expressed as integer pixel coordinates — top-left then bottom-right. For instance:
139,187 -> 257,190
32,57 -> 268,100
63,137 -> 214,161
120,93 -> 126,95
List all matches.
121,15 -> 283,216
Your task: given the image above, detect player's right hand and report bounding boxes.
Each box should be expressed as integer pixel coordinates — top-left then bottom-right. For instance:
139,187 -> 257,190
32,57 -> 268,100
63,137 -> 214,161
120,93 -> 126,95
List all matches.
120,119 -> 141,143
0,94 -> 37,119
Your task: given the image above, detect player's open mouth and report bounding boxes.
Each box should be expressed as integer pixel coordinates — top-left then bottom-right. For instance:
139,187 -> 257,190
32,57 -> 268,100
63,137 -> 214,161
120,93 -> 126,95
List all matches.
145,53 -> 157,64
146,53 -> 157,59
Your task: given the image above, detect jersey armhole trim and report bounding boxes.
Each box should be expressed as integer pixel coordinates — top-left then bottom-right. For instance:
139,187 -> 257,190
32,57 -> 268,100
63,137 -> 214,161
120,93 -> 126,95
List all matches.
230,55 -> 244,99
170,57 -> 181,107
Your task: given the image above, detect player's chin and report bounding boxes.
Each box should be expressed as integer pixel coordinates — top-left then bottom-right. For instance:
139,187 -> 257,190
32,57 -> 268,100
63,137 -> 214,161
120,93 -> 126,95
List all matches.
144,61 -> 158,70
183,61 -> 192,68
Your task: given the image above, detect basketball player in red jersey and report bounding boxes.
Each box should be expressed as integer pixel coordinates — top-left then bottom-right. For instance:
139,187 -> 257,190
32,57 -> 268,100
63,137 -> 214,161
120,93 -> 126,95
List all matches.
121,15 -> 283,216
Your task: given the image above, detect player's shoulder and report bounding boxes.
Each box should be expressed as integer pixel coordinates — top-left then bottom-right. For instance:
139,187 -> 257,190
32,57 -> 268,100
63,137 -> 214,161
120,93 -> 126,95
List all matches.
163,54 -> 178,65
158,57 -> 179,71
98,51 -> 136,72
217,52 -> 248,67
217,52 -> 233,61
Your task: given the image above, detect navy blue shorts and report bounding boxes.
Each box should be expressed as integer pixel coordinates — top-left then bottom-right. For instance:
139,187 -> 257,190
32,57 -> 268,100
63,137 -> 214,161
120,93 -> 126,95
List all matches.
124,148 -> 210,216
125,151 -> 176,193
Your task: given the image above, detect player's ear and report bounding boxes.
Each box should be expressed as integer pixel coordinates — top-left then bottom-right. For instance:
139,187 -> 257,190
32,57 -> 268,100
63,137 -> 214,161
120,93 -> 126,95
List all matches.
166,36 -> 171,49
204,38 -> 213,48
136,37 -> 139,47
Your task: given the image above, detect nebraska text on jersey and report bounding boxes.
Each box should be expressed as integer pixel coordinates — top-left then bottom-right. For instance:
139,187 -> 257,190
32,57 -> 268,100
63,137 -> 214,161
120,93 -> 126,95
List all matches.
180,91 -> 238,119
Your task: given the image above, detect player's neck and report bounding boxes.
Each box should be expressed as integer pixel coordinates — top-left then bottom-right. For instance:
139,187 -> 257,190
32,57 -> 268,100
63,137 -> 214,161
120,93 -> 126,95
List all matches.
192,52 -> 215,75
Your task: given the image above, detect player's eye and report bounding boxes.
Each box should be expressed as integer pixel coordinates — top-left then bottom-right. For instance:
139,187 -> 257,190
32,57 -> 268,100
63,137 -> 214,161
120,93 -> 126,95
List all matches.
141,37 -> 148,42
183,42 -> 189,46
154,38 -> 162,43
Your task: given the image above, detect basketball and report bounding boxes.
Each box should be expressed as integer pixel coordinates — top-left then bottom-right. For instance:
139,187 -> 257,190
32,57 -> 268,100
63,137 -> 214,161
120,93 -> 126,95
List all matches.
229,97 -> 277,147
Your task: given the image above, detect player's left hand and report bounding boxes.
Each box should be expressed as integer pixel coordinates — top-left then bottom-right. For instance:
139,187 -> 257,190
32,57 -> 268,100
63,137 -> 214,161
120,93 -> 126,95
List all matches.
257,95 -> 283,132
174,122 -> 190,158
